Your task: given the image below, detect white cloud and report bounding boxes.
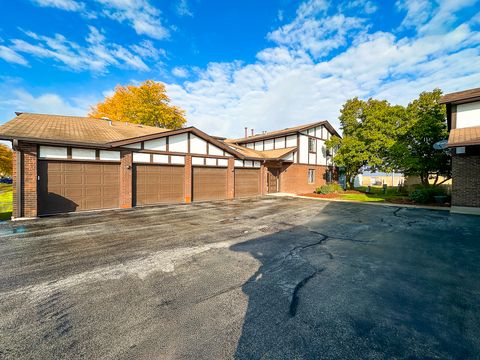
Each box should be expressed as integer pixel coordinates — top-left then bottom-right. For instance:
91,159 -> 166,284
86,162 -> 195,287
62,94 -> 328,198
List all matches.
31,0 -> 85,12
163,1 -> 480,138
8,26 -> 158,73
175,0 -> 193,17
30,0 -> 168,39
0,46 -> 28,66
172,66 -> 189,78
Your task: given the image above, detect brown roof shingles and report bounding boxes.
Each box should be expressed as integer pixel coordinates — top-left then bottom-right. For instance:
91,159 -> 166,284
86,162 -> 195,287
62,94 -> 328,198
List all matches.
439,87 -> 480,104
448,126 -> 480,147
227,143 -> 296,160
0,113 -> 168,146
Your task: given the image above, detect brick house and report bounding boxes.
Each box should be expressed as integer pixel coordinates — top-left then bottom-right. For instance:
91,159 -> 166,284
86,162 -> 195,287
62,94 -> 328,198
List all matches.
439,87 -> 480,215
0,113 -> 339,218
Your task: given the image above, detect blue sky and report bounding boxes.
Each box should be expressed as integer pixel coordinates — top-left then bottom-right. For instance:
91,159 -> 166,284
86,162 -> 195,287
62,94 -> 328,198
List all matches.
0,0 -> 479,138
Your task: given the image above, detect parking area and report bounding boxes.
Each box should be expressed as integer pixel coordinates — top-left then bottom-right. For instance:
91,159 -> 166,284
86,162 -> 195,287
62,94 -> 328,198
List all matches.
0,197 -> 479,359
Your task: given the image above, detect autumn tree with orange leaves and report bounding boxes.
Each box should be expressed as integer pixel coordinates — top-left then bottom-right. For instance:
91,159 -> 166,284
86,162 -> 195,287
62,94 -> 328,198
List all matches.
89,80 -> 187,129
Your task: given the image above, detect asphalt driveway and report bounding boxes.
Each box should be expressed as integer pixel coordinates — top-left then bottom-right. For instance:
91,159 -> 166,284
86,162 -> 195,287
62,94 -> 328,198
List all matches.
0,197 -> 479,359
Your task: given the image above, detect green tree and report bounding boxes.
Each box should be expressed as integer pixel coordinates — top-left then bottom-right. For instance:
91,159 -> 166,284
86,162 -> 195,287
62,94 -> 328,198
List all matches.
0,144 -> 12,177
89,80 -> 187,129
326,98 -> 407,189
388,89 -> 450,186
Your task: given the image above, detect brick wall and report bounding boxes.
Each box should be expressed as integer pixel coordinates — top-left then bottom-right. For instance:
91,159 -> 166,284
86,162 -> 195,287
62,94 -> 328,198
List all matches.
227,158 -> 235,199
119,151 -> 133,208
280,163 -> 332,194
451,154 -> 480,207
12,142 -> 38,218
184,155 -> 192,203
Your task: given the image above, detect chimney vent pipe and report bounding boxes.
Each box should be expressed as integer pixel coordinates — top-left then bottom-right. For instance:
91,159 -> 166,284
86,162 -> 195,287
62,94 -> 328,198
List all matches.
245,127 -> 248,138
251,129 -> 254,136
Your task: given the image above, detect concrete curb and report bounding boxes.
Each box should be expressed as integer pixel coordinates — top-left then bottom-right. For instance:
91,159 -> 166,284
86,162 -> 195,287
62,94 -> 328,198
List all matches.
267,193 -> 451,212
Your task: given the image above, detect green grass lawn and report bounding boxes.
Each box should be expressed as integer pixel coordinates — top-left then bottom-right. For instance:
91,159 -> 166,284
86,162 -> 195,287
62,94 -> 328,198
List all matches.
0,183 -> 13,221
339,186 -> 410,203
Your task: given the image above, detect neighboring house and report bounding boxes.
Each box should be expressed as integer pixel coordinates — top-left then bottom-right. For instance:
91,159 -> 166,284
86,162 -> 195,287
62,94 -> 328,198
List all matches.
0,113 -> 339,218
439,87 -> 480,215
355,172 -> 405,187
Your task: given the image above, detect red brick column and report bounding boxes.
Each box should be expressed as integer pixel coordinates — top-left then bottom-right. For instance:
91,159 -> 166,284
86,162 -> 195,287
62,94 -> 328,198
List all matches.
260,162 -> 267,195
120,151 -> 133,208
12,143 -> 38,218
227,158 -> 235,199
185,155 -> 192,203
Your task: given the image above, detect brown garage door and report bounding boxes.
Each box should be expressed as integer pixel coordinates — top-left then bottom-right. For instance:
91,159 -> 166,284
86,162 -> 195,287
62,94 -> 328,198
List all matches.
135,164 -> 184,206
38,161 -> 120,215
235,168 -> 261,198
192,167 -> 227,201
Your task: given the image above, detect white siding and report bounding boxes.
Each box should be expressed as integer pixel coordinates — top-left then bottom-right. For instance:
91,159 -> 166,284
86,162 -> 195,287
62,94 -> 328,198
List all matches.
190,134 -> 207,154
218,159 -> 228,167
208,143 -> 224,156
253,161 -> 261,168
274,137 -> 285,149
205,157 -> 217,166
234,160 -> 244,167
283,152 -> 294,162
169,133 -> 188,153
39,146 -> 67,159
71,148 -> 95,160
457,101 -> 480,128
244,160 -> 253,167
286,135 -> 297,147
254,141 -> 263,151
100,150 -> 120,161
144,138 -> 166,151
264,139 -> 274,150
170,155 -> 185,165
315,126 -> 321,138
133,152 -> 150,163
153,154 -> 169,163
192,157 -> 204,165
309,153 -> 316,165
317,139 -> 326,165
307,128 -> 314,136
246,143 -> 254,149
124,142 -> 141,149
299,135 -> 309,163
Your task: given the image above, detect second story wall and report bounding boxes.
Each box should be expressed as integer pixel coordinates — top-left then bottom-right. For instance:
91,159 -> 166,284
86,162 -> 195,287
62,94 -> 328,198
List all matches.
456,101 -> 480,129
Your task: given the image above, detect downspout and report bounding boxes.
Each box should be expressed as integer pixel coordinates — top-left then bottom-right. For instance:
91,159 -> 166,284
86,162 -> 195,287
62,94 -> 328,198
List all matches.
13,139 -> 22,218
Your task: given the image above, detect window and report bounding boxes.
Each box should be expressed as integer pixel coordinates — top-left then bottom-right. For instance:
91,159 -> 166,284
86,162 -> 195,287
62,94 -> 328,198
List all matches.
308,169 -> 315,184
308,137 -> 316,153
326,170 -> 332,184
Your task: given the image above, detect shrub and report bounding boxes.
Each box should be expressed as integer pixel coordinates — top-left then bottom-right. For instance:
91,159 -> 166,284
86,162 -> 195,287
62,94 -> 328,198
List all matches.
316,183 -> 343,194
408,186 -> 447,204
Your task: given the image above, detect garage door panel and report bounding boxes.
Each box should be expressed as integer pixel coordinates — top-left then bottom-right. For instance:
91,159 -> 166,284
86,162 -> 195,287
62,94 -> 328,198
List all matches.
38,161 -> 120,215
235,169 -> 261,198
192,167 -> 227,201
134,165 -> 184,206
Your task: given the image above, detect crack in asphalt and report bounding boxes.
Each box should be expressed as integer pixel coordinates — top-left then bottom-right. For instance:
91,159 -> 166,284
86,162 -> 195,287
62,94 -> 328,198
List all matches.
289,270 -> 323,317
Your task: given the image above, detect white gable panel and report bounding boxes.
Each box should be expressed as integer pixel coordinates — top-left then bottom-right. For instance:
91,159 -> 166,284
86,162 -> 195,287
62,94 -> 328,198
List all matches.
234,160 -> 244,167
254,141 -> 263,151
218,159 -> 228,167
317,140 -> 326,165
72,148 -> 95,160
314,126 -> 321,138
100,150 -> 120,161
171,155 -> 185,164
286,135 -> 297,147
192,157 -> 204,165
253,161 -> 261,168
274,137 -> 285,149
124,142 -> 141,149
144,138 -> 166,151
133,152 -> 150,163
190,134 -> 207,154
264,139 -> 274,150
153,154 -> 169,164
244,160 -> 253,167
457,101 -> 480,128
299,135 -> 309,163
283,152 -> 294,162
39,146 -> 67,159
205,158 -> 217,166
246,143 -> 254,149
208,143 -> 224,156
309,153 -> 316,164
169,133 -> 188,153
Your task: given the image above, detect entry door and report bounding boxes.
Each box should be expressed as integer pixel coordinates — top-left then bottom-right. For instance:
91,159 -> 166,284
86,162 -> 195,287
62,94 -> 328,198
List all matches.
267,168 -> 280,193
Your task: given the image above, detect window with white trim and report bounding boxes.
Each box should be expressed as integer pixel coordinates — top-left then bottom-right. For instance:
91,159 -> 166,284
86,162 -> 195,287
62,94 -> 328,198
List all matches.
308,169 -> 315,184
308,138 -> 316,153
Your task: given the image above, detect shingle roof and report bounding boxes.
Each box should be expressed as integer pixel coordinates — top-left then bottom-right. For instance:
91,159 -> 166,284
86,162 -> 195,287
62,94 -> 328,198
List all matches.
439,88 -> 480,104
447,126 -> 480,147
227,120 -> 339,143
0,113 -> 169,146
227,143 -> 296,160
